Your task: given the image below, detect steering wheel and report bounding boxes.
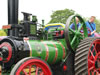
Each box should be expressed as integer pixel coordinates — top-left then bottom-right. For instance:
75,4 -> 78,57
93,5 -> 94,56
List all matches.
65,15 -> 88,53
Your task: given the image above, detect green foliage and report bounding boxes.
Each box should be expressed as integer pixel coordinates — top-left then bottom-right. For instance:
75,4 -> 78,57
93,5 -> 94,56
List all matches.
95,19 -> 100,32
0,30 -> 7,36
4,29 -> 8,34
49,9 -> 75,24
49,8 -> 100,32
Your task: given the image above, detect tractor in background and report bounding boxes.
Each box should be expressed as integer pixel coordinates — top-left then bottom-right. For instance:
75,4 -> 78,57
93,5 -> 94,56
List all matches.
0,0 -> 100,75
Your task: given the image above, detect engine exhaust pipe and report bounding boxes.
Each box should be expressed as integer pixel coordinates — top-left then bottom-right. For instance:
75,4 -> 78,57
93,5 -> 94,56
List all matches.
8,0 -> 19,24
8,0 -> 19,36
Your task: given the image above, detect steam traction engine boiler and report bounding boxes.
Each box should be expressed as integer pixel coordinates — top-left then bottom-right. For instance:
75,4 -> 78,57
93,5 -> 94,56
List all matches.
0,0 -> 100,75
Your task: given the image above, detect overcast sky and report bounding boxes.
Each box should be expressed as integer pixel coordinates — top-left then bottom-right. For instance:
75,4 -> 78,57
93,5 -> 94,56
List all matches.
0,0 -> 100,29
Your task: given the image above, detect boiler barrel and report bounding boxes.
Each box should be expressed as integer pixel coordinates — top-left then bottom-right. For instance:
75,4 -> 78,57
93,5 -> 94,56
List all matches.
28,40 -> 66,64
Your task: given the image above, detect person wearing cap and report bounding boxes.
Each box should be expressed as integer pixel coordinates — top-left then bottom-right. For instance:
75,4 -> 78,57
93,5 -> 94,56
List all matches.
85,16 -> 96,37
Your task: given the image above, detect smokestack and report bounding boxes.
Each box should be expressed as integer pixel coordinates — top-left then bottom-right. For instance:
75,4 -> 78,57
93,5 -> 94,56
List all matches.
8,0 -> 18,24
7,0 -> 19,36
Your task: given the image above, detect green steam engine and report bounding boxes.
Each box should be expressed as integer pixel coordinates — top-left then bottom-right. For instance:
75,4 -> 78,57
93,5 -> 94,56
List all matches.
0,0 -> 100,75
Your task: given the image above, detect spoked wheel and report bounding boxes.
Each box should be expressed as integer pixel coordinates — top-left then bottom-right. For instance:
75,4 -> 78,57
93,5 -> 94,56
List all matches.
88,38 -> 100,75
65,15 -> 88,53
74,37 -> 100,75
10,57 -> 52,75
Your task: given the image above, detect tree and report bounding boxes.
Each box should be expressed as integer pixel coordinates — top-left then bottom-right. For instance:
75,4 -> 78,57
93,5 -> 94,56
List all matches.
0,30 -> 7,36
49,8 -> 100,33
94,19 -> 100,33
49,9 -> 75,24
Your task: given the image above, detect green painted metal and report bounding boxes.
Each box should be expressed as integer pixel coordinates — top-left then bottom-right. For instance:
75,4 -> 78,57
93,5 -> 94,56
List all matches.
65,15 -> 88,52
28,39 -> 67,64
0,15 -> 89,74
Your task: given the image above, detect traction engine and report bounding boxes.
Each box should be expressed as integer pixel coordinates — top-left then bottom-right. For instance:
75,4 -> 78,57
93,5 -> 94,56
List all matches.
0,0 -> 100,75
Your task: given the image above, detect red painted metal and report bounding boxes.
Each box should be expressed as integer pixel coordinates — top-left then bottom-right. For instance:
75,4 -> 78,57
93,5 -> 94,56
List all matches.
63,65 -> 67,71
51,41 -> 58,64
2,25 -> 11,29
0,58 -> 2,61
56,32 -> 59,36
0,42 -> 12,62
41,41 -> 49,61
88,39 -> 100,75
15,59 -> 52,75
61,30 -> 64,36
58,41 -> 66,59
56,30 -> 64,37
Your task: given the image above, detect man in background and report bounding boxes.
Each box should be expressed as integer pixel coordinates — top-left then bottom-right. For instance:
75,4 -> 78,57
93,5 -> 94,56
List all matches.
70,17 -> 81,30
85,16 -> 96,37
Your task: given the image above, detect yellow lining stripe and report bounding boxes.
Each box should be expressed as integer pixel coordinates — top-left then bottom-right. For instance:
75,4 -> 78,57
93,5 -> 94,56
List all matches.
27,41 -> 32,56
44,23 -> 65,29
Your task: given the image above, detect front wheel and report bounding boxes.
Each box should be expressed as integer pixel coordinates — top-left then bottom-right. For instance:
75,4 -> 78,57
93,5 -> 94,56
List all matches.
10,57 -> 52,75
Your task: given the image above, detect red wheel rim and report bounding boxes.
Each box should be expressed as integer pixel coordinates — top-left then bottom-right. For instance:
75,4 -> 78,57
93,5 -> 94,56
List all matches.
0,42 -> 12,62
88,39 -> 100,75
16,59 -> 52,75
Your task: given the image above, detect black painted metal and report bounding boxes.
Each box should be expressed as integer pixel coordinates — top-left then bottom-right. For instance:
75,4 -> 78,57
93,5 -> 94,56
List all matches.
8,0 -> 19,36
22,12 -> 32,21
0,38 -> 30,70
20,12 -> 38,37
8,0 -> 18,24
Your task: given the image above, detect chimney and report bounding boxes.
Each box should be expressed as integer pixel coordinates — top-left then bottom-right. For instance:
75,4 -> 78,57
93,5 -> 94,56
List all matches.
8,0 -> 18,24
8,0 -> 19,36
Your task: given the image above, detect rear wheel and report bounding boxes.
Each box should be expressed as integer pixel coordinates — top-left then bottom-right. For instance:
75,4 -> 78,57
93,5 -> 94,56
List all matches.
75,37 -> 100,75
10,57 -> 52,75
